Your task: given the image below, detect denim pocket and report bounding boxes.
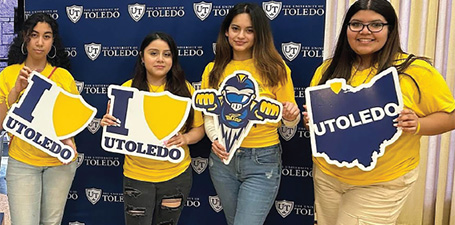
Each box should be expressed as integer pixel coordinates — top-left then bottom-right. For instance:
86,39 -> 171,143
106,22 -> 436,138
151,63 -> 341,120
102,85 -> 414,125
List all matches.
253,145 -> 281,165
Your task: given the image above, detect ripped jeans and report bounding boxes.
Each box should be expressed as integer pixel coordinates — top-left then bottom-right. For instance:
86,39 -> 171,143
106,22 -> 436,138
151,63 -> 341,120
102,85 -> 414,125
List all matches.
123,167 -> 192,225
209,144 -> 282,225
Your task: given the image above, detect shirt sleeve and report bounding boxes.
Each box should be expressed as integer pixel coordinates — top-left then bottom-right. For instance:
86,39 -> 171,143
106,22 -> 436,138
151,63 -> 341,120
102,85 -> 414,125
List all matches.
402,60 -> 455,116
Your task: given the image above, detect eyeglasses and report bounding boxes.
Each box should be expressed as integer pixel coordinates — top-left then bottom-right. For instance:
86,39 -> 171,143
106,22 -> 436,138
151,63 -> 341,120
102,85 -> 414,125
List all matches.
347,22 -> 389,33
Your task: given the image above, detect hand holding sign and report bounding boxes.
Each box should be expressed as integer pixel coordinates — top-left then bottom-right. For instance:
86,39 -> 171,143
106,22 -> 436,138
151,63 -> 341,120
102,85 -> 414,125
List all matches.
3,71 -> 96,164
101,85 -> 191,163
305,67 -> 403,171
192,71 -> 283,164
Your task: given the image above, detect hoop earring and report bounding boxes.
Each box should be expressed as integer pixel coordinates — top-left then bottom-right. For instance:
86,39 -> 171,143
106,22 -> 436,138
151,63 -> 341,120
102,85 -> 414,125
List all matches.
141,61 -> 145,66
47,45 -> 57,59
21,42 -> 27,55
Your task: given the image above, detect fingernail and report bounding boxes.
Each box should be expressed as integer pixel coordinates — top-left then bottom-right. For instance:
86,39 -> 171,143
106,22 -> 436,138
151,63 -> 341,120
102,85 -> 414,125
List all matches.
393,119 -> 397,122
393,123 -> 397,127
116,119 -> 121,124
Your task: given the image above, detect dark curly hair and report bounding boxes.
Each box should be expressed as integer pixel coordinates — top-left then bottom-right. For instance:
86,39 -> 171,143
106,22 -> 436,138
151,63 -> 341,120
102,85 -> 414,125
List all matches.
7,12 -> 70,70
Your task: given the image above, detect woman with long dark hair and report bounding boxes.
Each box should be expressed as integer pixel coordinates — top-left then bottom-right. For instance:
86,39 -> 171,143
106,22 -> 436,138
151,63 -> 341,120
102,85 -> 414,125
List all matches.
101,32 -> 204,225
201,3 -> 300,225
304,0 -> 455,224
0,12 -> 78,224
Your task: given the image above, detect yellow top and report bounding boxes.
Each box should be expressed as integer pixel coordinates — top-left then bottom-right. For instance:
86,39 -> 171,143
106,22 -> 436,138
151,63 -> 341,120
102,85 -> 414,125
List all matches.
201,58 -> 296,148
121,79 -> 204,182
310,55 -> 455,185
0,63 -> 79,166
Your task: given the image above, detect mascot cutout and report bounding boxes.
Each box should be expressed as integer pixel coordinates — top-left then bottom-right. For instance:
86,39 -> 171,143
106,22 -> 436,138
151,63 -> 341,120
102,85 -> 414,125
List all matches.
3,71 -> 97,164
193,71 -> 282,164
101,85 -> 191,163
305,67 -> 403,171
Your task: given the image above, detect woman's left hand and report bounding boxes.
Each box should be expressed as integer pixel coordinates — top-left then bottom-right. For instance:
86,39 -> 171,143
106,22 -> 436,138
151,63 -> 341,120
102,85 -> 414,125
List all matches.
61,138 -> 77,164
282,102 -> 300,121
394,108 -> 419,133
165,133 -> 188,148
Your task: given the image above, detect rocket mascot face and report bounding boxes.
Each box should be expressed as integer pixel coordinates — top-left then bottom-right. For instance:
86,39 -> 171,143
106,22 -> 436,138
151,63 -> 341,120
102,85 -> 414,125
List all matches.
193,71 -> 283,164
220,74 -> 256,128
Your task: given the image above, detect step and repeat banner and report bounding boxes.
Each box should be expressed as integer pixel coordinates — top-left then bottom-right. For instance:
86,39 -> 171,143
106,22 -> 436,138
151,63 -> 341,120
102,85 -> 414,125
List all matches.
25,1 -> 325,224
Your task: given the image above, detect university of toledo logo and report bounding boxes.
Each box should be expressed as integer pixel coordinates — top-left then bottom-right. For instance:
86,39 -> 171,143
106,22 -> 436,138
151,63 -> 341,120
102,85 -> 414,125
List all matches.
282,42 -> 301,61
69,222 -> 85,225
76,153 -> 85,168
102,85 -> 191,163
84,43 -> 102,61
87,118 -> 101,134
128,3 -> 146,22
2,72 -> 97,164
209,195 -> 223,213
193,71 -> 282,164
66,5 -> 83,23
191,157 -> 208,174
85,188 -> 102,205
75,80 -> 84,94
279,124 -> 297,141
262,1 -> 282,20
275,200 -> 294,218
193,1 -> 212,21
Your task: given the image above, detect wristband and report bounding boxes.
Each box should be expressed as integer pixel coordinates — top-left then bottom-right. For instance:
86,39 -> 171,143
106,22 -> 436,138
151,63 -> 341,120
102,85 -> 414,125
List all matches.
414,120 -> 421,135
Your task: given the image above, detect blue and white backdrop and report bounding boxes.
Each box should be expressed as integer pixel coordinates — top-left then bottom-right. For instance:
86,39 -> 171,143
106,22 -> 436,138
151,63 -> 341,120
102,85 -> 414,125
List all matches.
25,1 -> 325,224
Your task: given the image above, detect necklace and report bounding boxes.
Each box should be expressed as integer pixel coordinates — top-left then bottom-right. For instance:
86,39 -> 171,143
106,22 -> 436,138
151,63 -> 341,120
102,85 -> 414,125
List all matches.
148,82 -> 164,93
361,67 -> 375,84
24,62 -> 45,72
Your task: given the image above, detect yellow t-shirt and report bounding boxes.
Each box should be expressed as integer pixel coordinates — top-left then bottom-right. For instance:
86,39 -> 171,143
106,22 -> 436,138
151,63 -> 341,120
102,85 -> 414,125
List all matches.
310,55 -> 455,185
121,79 -> 204,182
0,63 -> 79,166
200,58 -> 296,148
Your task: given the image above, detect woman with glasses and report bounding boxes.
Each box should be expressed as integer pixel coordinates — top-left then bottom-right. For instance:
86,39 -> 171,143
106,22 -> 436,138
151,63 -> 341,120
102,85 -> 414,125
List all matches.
303,0 -> 455,224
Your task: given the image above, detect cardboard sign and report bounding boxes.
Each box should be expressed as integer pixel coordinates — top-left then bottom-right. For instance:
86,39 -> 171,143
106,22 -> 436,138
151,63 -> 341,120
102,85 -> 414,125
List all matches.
305,67 -> 403,171
193,71 -> 282,164
3,71 -> 97,164
101,85 -> 191,163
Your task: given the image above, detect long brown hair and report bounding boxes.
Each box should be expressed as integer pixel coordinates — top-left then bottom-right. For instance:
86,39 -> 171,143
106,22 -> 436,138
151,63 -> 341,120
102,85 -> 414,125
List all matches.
208,2 -> 287,88
131,32 -> 194,132
319,0 -> 427,98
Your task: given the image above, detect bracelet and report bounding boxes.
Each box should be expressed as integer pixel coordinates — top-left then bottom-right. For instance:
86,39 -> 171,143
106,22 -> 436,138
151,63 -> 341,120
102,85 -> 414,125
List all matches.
414,120 -> 421,135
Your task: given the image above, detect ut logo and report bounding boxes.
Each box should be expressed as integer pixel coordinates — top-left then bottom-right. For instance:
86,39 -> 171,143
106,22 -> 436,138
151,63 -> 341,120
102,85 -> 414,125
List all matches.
193,71 -> 282,164
281,42 -> 302,61
101,85 -> 191,163
3,71 -> 96,164
193,1 -> 212,21
66,5 -> 83,23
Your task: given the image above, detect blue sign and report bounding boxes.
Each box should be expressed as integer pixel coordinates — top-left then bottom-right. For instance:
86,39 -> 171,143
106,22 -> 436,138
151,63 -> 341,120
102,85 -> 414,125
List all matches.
305,67 -> 403,171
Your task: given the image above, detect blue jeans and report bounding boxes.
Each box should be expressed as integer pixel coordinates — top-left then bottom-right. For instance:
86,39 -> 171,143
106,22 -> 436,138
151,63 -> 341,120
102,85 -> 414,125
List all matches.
6,157 -> 77,225
123,166 -> 192,225
209,144 -> 282,225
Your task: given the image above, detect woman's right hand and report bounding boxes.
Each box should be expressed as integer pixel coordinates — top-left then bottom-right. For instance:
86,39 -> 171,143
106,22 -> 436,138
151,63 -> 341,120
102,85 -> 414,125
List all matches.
212,139 -> 229,161
100,114 -> 120,127
302,105 -> 309,129
100,101 -> 120,127
13,66 -> 32,94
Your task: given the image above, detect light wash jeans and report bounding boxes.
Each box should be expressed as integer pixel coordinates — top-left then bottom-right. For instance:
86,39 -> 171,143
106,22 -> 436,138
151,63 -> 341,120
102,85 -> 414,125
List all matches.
6,157 -> 77,225
209,144 -> 282,225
